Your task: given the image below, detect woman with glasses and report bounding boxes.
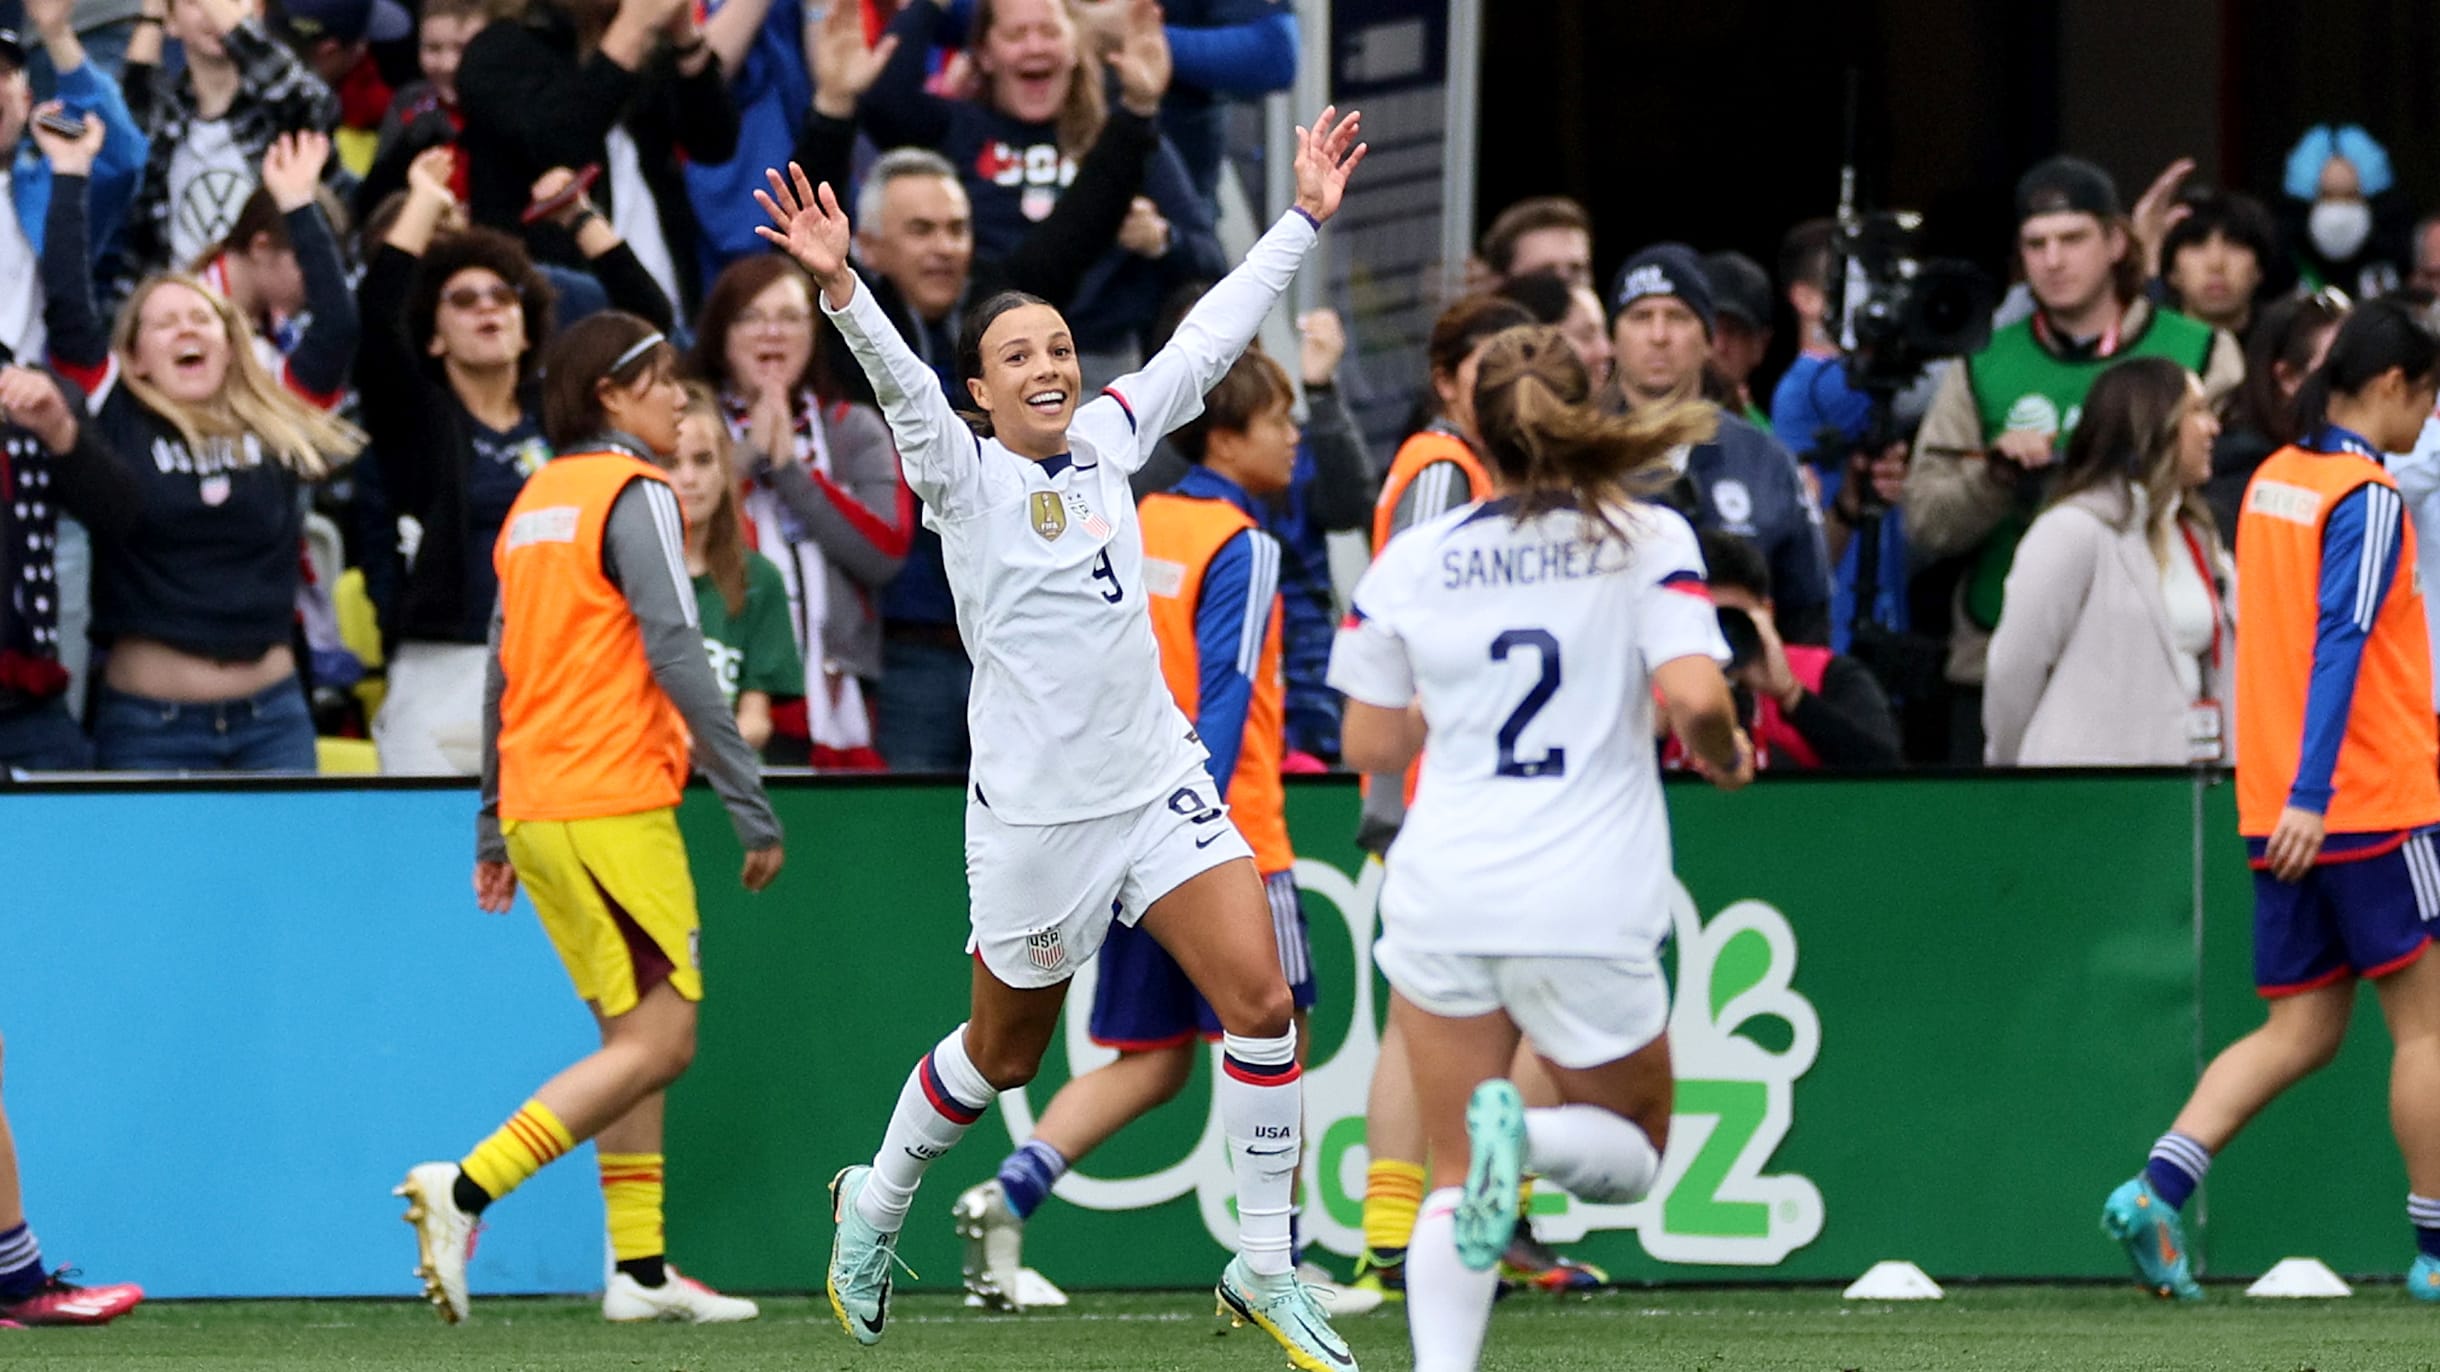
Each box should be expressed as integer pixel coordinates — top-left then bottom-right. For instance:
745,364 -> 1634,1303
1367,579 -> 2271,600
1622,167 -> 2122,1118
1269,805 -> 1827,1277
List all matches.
363,147 -> 675,774
688,254 -> 909,768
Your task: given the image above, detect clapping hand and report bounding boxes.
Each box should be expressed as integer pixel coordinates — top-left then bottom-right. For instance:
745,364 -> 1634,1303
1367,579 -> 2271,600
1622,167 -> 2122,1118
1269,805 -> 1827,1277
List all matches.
1117,196 -> 1170,258
755,163 -> 855,303
1103,0 -> 1170,118
261,130 -> 332,213
28,101 -> 101,176
808,0 -> 899,118
1291,106 -> 1365,225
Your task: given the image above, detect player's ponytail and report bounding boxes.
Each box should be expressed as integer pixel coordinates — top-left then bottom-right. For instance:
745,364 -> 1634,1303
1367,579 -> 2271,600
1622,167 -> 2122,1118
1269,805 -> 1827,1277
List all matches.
2293,297 -> 2440,435
1471,325 -> 1717,539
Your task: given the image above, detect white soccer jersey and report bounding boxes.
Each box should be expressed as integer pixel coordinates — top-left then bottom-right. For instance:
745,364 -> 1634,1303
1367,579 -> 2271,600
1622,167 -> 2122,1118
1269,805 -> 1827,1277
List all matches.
825,210 -> 1321,824
1327,499 -> 1728,959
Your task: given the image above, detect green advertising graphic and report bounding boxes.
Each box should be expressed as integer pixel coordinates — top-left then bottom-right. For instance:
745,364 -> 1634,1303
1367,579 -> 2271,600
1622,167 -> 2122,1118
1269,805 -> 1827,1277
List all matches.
662,770 -> 2415,1293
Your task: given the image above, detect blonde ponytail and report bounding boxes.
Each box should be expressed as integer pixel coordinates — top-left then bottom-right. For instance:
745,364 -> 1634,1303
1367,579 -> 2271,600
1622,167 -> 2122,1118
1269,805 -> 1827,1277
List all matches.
1472,325 -> 1717,539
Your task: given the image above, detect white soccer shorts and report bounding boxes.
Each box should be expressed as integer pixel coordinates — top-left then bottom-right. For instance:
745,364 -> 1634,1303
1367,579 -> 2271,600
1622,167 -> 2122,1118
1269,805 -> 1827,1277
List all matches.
1374,941 -> 1671,1069
964,752 -> 1254,989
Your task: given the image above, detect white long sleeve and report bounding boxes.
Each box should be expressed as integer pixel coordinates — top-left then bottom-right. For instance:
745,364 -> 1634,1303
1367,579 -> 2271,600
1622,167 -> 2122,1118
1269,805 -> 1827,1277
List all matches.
1087,209 -> 1321,473
820,274 -> 983,516
2392,416 -> 2440,707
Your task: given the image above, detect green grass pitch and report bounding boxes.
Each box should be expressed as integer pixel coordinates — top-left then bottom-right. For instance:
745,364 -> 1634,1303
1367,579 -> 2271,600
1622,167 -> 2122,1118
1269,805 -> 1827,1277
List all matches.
8,1285 -> 2440,1371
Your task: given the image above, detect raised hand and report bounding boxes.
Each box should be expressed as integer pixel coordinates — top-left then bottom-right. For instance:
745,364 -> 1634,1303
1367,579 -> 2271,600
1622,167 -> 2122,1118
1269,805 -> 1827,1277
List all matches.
0,366 -> 77,455
1104,0 -> 1170,118
407,145 -> 457,205
1117,196 -> 1170,258
808,0 -> 900,118
754,163 -> 855,304
27,101 -> 101,177
2131,156 -> 2198,277
22,0 -> 72,41
1291,106 -> 1365,225
528,165 -> 598,229
1297,308 -> 1345,386
261,130 -> 332,212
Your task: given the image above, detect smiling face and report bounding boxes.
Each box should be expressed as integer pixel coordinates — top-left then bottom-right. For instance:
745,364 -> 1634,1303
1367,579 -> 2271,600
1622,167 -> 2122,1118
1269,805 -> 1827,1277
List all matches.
722,273 -> 815,401
129,281 -> 235,404
419,12 -> 481,101
668,414 -> 732,530
966,302 -> 1080,459
860,173 -> 974,323
977,0 -> 1080,126
427,267 -> 526,370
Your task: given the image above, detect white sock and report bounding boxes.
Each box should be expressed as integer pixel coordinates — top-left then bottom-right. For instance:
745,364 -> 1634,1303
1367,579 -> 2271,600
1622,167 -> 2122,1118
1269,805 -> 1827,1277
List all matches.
1219,1027 -> 1300,1277
1524,1105 -> 1660,1204
858,1024 -> 994,1233
1407,1188 -> 1497,1372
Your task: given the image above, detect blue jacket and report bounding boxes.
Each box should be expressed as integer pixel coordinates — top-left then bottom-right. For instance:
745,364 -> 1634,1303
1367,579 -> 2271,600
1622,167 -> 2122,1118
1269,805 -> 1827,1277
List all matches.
1678,405 -> 1835,645
682,0 -> 812,280
17,56 -> 143,266
1771,353 -> 1907,652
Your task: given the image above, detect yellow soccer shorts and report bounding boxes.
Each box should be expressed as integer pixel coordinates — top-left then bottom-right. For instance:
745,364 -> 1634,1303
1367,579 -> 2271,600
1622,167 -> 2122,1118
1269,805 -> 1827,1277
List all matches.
503,808 -> 702,1017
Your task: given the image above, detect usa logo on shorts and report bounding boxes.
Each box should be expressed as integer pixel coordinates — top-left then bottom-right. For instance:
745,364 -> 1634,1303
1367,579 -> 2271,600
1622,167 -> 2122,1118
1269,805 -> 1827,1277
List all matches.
1025,927 -> 1066,972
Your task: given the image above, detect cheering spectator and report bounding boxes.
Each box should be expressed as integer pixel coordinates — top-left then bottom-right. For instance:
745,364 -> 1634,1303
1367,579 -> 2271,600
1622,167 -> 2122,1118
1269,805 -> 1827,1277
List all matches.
362,150 -> 671,774
0,366 -> 126,770
1701,248 -> 1775,432
455,0 -> 739,309
1610,241 -> 1832,644
2281,124 -> 2411,301
189,188 -> 308,352
41,126 -> 362,771
117,0 -> 338,292
1476,194 -> 1592,290
2205,291 -> 2346,537
1696,530 -> 1900,770
1984,357 -> 2231,767
1069,0 -> 1295,208
690,253 -> 908,768
0,1 -> 143,359
1907,155 -> 2241,761
268,0 -> 411,175
357,0 -> 491,221
671,383 -> 804,752
678,0 -> 813,279
2157,190 -> 2279,343
860,0 -> 1224,377
1495,269 -> 1611,391
1271,307 -> 1373,762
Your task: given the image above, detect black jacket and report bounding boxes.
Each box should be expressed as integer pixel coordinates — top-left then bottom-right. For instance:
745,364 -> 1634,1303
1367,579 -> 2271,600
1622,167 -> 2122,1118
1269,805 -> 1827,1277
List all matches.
455,9 -> 739,309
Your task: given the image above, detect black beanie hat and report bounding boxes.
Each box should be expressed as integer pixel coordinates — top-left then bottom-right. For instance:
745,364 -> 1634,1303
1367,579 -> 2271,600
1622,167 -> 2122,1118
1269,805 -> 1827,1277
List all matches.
1611,243 -> 1717,336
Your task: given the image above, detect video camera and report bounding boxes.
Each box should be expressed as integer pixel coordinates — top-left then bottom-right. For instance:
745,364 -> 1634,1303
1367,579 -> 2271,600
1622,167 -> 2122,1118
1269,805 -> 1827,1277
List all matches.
1827,208 -> 1994,396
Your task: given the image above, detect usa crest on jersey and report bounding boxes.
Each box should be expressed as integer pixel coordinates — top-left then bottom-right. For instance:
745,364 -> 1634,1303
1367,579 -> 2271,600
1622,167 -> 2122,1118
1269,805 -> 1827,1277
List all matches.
1066,491 -> 1112,539
1031,491 -> 1068,540
1025,926 -> 1066,972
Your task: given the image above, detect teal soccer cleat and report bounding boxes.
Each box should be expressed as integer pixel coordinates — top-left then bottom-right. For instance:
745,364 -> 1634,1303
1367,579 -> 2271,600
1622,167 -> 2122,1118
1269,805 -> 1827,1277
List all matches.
827,1166 -> 905,1344
1216,1255 -> 1358,1370
2101,1177 -> 2202,1300
1457,1080 -> 1527,1273
2410,1253 -> 2440,1302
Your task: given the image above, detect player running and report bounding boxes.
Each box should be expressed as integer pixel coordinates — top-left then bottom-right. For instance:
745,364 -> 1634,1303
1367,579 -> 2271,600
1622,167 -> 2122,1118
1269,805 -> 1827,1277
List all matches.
395,313 -> 785,1326
1327,325 -> 1752,1372
951,349 -> 1371,1318
753,107 -> 1365,1370
2102,300 -> 2440,1301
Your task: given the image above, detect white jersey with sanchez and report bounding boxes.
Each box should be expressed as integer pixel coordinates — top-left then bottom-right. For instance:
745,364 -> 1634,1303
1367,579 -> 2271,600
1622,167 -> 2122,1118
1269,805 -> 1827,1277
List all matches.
824,210 -> 1321,824
1328,499 -> 1727,960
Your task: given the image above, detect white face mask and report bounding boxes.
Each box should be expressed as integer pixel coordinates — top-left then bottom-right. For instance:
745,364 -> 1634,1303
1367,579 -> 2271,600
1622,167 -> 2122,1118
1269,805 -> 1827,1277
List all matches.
2310,198 -> 2373,261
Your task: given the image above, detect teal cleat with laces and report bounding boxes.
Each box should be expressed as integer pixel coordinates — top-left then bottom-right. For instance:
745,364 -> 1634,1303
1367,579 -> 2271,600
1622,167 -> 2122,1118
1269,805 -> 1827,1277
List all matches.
2101,1177 -> 2202,1301
827,1166 -> 906,1344
1457,1081 -> 1527,1273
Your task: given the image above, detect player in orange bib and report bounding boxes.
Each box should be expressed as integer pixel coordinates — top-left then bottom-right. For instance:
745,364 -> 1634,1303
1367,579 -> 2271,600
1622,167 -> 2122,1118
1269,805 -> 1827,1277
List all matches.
394,313 -> 785,1326
2101,300 -> 2440,1301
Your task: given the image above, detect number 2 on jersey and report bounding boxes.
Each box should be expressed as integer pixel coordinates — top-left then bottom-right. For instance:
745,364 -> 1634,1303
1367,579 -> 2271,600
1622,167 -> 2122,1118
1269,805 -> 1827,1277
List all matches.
1090,549 -> 1123,603
1491,627 -> 1565,778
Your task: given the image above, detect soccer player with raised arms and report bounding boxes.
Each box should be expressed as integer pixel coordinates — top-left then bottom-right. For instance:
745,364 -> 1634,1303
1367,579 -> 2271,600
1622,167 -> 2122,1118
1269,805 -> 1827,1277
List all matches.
2102,300 -> 2440,1301
394,314 -> 786,1327
1327,325 -> 1753,1372
754,108 -> 1365,1368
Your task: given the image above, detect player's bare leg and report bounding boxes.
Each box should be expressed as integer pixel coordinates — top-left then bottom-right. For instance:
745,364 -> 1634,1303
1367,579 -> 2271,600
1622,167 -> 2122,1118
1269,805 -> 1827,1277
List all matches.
0,1032 -> 143,1326
1357,1016 -> 1424,1291
2370,953 -> 2440,1298
1033,1045 -> 1198,1157
2167,984 -> 2353,1151
1390,993 -> 1521,1372
1143,859 -> 1355,1369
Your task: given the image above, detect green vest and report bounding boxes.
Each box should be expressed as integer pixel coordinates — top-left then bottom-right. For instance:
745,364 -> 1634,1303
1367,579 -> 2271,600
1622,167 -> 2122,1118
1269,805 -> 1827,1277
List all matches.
1958,308 -> 2216,627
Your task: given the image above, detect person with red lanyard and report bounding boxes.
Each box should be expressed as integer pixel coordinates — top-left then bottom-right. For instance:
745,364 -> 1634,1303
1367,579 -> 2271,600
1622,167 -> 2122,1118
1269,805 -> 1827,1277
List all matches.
1684,530 -> 1899,771
2099,300 -> 2440,1303
1981,356 -> 2234,766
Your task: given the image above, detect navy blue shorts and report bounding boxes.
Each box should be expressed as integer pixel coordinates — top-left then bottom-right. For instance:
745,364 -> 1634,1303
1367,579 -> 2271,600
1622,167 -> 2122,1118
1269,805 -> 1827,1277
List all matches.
1088,870 -> 1318,1049
2249,829 -> 2440,996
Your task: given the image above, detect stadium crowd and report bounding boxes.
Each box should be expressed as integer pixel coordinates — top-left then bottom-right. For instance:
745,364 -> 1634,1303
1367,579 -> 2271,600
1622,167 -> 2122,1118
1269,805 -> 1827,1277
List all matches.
0,0 -> 2437,778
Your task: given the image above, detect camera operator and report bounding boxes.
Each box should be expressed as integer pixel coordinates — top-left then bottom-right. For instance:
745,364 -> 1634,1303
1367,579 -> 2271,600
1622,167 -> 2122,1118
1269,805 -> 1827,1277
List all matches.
1672,531 -> 1900,771
1612,241 -> 1834,644
1906,155 -> 2243,762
